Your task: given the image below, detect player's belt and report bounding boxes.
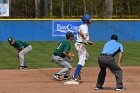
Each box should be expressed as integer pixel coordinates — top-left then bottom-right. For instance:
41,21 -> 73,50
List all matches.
101,53 -> 112,56
53,53 -> 58,56
53,53 -> 65,58
78,42 -> 86,45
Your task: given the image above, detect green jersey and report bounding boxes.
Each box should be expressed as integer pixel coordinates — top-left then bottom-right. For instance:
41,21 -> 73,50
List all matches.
53,40 -> 71,58
12,40 -> 30,50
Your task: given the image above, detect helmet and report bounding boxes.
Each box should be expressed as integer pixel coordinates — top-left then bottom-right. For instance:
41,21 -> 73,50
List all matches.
82,14 -> 92,23
66,31 -> 74,39
8,37 -> 14,42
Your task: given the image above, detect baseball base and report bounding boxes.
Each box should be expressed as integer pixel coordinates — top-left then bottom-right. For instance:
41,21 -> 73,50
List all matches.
63,80 -> 80,85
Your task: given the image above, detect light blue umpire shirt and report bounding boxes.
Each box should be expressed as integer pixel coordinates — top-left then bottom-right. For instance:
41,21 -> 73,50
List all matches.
101,40 -> 123,57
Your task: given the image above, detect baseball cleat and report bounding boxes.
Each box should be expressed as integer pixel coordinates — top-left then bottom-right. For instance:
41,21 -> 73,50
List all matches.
71,76 -> 81,81
63,76 -> 71,80
115,88 -> 126,91
63,80 -> 80,85
94,87 -> 103,90
53,74 -> 62,81
19,66 -> 28,70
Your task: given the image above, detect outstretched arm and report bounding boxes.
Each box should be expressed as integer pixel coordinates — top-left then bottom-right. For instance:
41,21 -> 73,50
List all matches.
87,40 -> 94,46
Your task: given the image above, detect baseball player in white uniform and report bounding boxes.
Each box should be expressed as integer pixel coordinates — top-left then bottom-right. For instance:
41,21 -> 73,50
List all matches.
64,14 -> 93,85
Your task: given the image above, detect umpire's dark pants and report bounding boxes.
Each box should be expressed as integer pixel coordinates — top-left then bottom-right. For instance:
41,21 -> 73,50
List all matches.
96,55 -> 123,89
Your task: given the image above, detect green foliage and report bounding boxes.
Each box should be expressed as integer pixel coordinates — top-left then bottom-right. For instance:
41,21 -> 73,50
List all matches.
0,42 -> 140,69
9,0 -> 140,18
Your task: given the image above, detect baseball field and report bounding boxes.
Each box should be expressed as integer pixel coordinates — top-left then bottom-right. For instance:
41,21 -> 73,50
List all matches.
0,42 -> 140,93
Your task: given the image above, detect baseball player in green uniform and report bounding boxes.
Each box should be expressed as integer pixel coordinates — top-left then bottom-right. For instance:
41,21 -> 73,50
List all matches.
8,37 -> 32,70
52,31 -> 74,80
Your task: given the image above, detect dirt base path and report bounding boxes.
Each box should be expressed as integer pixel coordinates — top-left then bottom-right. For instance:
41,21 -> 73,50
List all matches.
0,67 -> 139,93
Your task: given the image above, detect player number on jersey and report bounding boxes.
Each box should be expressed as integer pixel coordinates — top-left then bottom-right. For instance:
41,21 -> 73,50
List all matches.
57,43 -> 62,49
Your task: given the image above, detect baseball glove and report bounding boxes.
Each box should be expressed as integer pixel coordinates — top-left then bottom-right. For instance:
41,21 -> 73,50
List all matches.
68,52 -> 75,62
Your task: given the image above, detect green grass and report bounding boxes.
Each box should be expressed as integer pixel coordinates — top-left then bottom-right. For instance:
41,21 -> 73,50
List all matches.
0,42 -> 140,69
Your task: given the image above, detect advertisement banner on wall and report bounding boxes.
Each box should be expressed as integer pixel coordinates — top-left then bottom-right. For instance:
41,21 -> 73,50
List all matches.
0,0 -> 9,17
53,21 -> 82,36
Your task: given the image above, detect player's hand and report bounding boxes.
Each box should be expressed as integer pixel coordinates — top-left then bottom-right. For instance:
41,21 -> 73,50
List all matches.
88,41 -> 94,46
68,52 -> 75,63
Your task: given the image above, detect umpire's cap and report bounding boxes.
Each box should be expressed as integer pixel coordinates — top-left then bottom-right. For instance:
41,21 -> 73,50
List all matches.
111,35 -> 118,40
82,14 -> 92,23
8,37 -> 14,42
66,31 -> 74,39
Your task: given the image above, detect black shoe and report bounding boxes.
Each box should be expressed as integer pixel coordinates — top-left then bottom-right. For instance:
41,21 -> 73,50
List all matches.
116,88 -> 125,91
70,77 -> 80,81
24,66 -> 28,68
19,66 -> 28,70
63,75 -> 71,80
95,87 -> 103,90
53,74 -> 62,80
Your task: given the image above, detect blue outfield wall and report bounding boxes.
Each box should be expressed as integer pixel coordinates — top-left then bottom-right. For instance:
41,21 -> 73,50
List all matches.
90,20 -> 140,41
0,20 -> 140,42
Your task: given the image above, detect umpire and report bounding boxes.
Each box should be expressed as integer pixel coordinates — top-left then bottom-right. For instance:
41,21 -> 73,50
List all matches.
95,35 -> 124,91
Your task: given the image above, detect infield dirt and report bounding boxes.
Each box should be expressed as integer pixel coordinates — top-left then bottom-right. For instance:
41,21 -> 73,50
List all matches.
0,67 -> 139,93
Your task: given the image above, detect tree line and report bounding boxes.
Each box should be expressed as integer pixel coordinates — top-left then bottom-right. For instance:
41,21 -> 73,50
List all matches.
9,0 -> 140,18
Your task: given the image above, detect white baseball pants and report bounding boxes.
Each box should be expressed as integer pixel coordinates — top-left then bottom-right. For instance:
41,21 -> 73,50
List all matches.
18,45 -> 32,67
75,42 -> 89,66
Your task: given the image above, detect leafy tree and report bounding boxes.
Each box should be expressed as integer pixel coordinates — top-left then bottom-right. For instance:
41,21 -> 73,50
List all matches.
8,0 -> 140,18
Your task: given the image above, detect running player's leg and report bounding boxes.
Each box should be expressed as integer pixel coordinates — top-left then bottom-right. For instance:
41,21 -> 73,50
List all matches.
73,43 -> 86,79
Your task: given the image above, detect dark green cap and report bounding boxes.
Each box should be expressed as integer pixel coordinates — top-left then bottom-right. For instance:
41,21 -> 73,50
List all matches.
66,31 -> 74,39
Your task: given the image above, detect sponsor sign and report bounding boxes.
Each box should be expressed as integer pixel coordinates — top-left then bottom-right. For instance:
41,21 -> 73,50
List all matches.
53,21 -> 82,36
